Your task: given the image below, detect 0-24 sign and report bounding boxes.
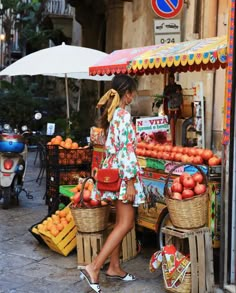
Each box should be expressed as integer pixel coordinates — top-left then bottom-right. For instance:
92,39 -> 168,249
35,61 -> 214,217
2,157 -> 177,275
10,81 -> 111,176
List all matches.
155,33 -> 180,45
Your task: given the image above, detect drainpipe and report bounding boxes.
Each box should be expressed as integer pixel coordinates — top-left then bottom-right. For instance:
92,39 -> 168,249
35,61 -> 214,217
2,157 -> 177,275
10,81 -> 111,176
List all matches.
201,0 -> 218,148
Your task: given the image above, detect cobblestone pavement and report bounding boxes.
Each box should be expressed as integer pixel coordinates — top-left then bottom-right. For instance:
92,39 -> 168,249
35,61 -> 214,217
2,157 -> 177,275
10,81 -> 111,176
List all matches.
0,150 -> 165,293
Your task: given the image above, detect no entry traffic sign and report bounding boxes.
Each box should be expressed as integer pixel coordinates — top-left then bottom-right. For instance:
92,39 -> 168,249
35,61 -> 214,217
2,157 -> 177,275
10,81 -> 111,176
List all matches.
151,0 -> 183,19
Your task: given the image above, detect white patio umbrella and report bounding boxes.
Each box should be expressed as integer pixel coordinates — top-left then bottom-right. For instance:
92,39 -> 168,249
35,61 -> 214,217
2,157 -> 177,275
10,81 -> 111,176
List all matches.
0,43 -> 112,125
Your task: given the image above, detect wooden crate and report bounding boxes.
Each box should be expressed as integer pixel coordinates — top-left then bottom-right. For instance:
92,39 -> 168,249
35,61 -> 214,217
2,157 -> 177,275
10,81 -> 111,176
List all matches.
161,226 -> 215,293
39,216 -> 77,256
77,226 -> 137,269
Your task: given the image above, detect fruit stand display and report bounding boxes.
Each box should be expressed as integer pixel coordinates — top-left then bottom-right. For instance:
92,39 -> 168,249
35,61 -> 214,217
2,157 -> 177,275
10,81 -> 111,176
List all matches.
45,136 -> 92,213
135,141 -> 222,248
90,139 -> 222,248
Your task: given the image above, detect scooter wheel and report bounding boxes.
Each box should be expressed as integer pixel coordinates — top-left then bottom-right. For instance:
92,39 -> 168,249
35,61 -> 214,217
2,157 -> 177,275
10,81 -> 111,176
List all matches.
2,187 -> 11,209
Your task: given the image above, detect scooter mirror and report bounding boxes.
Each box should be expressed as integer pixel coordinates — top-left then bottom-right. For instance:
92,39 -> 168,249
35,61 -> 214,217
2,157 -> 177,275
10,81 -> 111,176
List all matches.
34,112 -> 42,120
21,125 -> 28,132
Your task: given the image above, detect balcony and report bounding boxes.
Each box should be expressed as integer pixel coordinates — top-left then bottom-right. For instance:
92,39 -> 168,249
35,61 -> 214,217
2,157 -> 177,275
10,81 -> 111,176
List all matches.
44,0 -> 73,17
43,0 -> 74,43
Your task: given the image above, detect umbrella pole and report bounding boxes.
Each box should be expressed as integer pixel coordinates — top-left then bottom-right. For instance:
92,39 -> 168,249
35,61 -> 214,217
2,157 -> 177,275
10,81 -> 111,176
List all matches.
65,74 -> 71,133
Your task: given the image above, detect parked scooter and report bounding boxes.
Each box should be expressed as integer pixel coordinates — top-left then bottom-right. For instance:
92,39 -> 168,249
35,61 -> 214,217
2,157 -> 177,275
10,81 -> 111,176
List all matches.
0,124 -> 32,209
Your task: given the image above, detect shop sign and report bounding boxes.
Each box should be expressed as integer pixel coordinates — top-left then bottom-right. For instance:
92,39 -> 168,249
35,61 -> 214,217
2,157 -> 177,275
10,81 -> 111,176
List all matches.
136,116 -> 171,144
151,0 -> 184,19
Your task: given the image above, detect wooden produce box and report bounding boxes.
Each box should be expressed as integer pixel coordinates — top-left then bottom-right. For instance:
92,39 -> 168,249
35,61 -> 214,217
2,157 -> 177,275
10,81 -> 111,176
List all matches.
39,219 -> 77,256
76,225 -> 137,269
161,226 -> 215,293
38,206 -> 77,256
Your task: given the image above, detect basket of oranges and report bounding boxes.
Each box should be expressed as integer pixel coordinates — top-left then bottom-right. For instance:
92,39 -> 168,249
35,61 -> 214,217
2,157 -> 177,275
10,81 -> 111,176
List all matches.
164,163 -> 209,229
69,177 -> 111,233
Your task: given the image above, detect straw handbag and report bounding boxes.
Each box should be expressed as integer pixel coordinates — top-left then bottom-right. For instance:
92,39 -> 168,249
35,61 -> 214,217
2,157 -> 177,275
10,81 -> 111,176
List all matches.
164,163 -> 208,229
70,177 -> 110,233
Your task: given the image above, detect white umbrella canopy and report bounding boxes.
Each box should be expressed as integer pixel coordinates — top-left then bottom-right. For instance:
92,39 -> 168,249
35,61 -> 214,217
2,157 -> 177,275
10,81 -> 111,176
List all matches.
0,43 -> 113,124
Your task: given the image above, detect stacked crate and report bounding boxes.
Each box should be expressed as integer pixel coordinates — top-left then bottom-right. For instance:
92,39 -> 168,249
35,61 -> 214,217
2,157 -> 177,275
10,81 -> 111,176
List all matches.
46,145 -> 92,213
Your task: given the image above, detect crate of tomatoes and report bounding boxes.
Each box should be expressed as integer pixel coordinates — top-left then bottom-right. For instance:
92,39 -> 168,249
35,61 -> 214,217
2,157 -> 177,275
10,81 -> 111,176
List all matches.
164,163 -> 208,230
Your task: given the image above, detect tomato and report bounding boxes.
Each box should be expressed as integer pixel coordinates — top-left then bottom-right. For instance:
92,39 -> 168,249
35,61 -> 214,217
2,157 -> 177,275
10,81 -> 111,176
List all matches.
171,192 -> 182,200
181,154 -> 190,163
157,151 -> 163,159
188,148 -> 197,156
195,148 -> 204,156
173,177 -> 180,184
174,153 -> 182,161
164,145 -> 172,152
179,172 -> 190,184
137,142 -> 146,149
90,199 -> 101,207
73,192 -> 81,204
193,155 -> 203,164
135,149 -> 142,156
202,149 -> 213,161
145,150 -> 152,157
83,190 -> 91,202
146,142 -> 155,151
182,189 -> 194,199
101,200 -> 108,206
182,175 -> 196,189
194,183 -> 207,195
169,152 -> 175,161
192,172 -> 204,183
162,152 -> 170,160
171,182 -> 183,193
208,156 -> 221,166
172,146 -> 178,153
158,145 -> 165,151
154,144 -> 160,151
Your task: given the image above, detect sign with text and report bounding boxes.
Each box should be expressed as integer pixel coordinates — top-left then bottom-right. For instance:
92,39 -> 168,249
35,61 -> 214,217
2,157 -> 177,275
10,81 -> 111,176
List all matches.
154,19 -> 180,34
136,116 -> 171,144
155,33 -> 181,45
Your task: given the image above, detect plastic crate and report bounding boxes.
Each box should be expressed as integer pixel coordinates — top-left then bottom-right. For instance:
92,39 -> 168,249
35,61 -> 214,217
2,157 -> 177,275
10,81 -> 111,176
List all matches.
46,145 -> 92,167
59,185 -> 76,198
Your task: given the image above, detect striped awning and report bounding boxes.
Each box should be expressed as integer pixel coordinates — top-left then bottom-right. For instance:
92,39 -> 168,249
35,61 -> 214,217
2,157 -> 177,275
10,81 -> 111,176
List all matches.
89,35 -> 227,76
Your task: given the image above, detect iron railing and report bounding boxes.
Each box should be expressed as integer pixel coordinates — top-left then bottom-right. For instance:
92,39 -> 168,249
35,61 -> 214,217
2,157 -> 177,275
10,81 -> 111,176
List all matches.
44,0 -> 73,16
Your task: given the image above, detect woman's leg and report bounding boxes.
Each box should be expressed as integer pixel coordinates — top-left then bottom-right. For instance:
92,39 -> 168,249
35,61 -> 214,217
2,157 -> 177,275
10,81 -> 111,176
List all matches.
106,201 -> 130,276
85,201 -> 135,282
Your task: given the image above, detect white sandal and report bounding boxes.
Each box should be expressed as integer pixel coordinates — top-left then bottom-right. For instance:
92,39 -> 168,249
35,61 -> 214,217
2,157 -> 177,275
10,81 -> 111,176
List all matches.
80,269 -> 102,293
105,272 -> 136,281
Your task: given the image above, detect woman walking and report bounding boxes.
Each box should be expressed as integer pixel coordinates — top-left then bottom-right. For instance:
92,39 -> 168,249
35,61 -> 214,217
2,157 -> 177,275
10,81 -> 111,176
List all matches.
80,74 -> 145,293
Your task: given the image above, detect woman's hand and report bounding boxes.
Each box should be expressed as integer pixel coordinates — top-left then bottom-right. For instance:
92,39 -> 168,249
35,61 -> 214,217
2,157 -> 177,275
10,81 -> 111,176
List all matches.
125,179 -> 137,203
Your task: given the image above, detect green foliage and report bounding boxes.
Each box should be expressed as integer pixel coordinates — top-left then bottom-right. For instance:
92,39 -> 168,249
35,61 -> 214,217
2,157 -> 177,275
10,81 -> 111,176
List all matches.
0,77 -> 38,126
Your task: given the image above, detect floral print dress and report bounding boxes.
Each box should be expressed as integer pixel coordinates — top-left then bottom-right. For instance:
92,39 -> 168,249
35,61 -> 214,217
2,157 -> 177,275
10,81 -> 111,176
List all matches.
101,107 -> 145,207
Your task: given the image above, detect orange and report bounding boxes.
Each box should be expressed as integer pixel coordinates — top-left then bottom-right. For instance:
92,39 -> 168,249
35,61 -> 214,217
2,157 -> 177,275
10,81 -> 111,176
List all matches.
55,135 -> 63,142
64,142 -> 72,149
65,137 -> 72,144
71,142 -> 79,149
47,142 -> 51,145
50,227 -> 59,237
58,210 -> 67,218
66,213 -> 72,222
60,141 -> 65,147
56,223 -> 64,231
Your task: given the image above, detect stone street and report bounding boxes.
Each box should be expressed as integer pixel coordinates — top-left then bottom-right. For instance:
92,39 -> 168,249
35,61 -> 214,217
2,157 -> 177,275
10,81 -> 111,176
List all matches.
0,150 -> 165,293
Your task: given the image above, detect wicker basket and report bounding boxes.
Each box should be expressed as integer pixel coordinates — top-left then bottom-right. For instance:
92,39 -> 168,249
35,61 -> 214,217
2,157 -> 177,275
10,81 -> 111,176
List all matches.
164,163 -> 208,229
69,177 -> 110,233
165,267 -> 191,293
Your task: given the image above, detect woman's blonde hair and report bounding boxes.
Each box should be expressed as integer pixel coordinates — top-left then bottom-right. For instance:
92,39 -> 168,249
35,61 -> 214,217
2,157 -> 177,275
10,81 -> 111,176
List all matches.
97,75 -> 137,132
